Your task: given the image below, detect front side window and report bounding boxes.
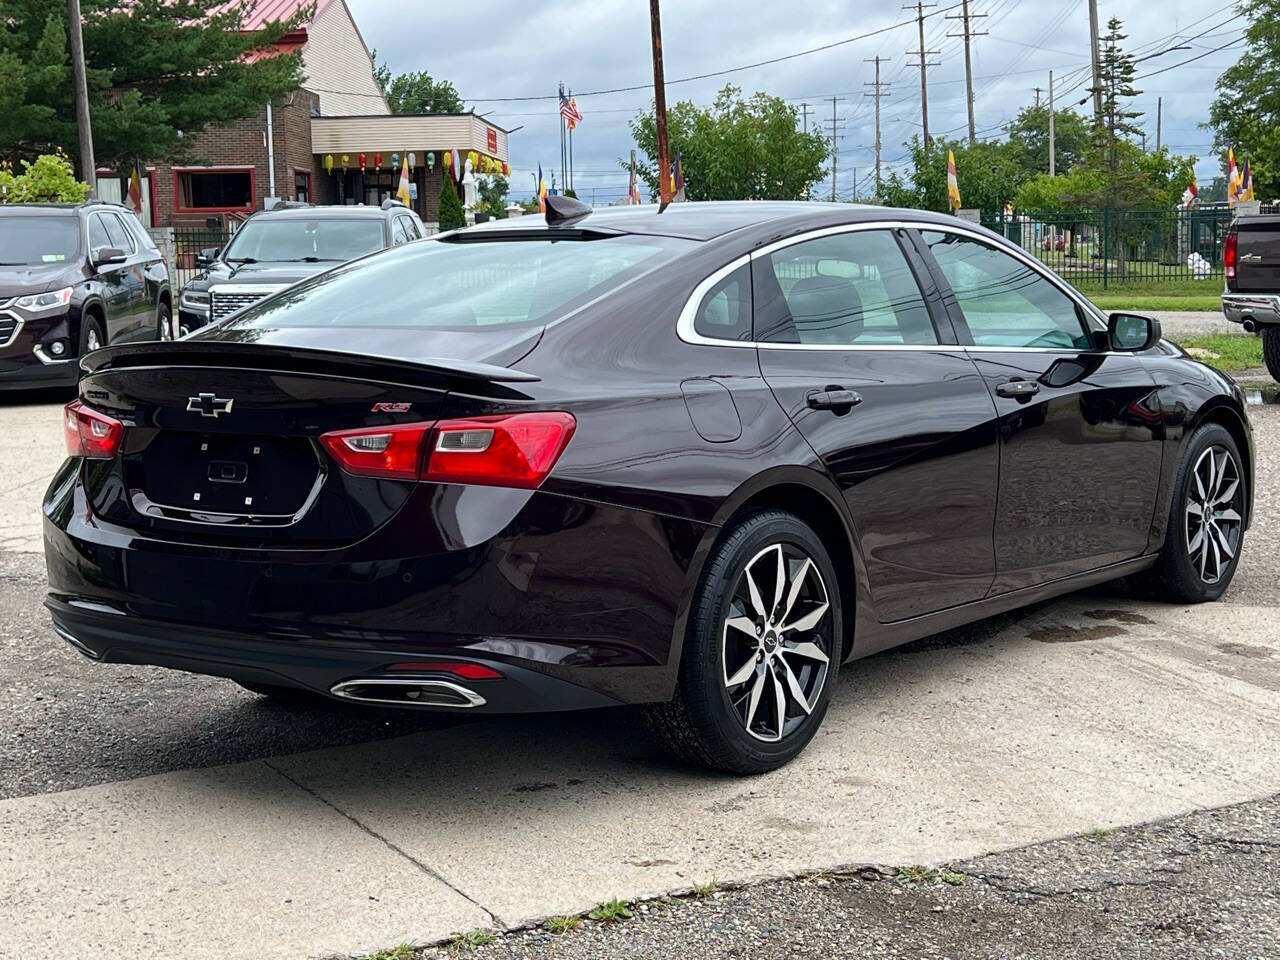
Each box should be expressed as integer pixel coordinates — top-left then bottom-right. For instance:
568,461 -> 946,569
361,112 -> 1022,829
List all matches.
0,215 -> 81,265
693,263 -> 752,341
221,218 -> 387,263
919,231 -> 1089,349
755,230 -> 938,345
215,234 -> 695,331
177,169 -> 253,211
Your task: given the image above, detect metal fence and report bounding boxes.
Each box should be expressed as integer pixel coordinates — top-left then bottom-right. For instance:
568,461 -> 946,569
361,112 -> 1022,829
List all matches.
168,226 -> 234,292
979,206 -> 1239,288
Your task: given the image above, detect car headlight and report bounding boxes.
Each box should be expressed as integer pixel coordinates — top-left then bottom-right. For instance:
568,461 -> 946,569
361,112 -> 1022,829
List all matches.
180,289 -> 210,312
14,287 -> 73,313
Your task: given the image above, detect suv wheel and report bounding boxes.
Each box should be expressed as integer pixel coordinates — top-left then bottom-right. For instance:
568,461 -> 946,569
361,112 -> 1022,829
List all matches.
645,510 -> 841,773
157,301 -> 174,341
80,315 -> 104,355
1262,328 -> 1280,382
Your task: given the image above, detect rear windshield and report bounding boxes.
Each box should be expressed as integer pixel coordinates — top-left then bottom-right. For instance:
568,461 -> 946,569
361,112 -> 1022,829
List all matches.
218,234 -> 696,330
0,215 -> 80,265
222,218 -> 387,263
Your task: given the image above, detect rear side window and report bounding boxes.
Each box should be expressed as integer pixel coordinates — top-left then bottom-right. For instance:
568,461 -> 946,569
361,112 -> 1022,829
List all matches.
919,231 -> 1089,349
693,264 -> 752,341
755,229 -> 938,345
218,234 -> 696,330
88,214 -> 111,252
101,213 -> 135,254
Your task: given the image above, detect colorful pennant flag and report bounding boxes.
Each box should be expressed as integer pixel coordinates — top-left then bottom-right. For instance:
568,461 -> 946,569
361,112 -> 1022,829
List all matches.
946,150 -> 961,211
538,163 -> 547,213
628,154 -> 642,205
1181,171 -> 1198,208
396,156 -> 412,207
127,161 -> 143,214
1241,157 -> 1255,201
1228,147 -> 1241,207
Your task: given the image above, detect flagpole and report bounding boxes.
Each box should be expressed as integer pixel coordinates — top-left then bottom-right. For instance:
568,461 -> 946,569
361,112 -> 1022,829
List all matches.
558,81 -> 566,195
568,88 -> 574,194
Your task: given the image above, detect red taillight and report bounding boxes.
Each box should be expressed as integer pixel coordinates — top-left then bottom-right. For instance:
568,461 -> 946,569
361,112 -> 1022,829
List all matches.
319,422 -> 431,480
387,660 -> 503,679
424,412 -> 576,490
63,400 -> 123,459
1225,232 -> 1238,279
319,412 -> 576,489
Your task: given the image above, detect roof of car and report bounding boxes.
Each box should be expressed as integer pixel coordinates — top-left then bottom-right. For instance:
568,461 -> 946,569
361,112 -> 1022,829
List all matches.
0,201 -> 130,215
248,204 -> 407,220
465,200 -> 967,242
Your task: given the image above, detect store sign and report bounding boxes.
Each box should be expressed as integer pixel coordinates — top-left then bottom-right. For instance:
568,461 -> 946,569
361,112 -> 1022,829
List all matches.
487,127 -> 498,153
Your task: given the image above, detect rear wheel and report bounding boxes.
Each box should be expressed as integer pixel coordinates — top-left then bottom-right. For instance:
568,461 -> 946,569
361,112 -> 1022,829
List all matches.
1263,328 -> 1280,382
1141,423 -> 1246,603
646,510 -> 841,774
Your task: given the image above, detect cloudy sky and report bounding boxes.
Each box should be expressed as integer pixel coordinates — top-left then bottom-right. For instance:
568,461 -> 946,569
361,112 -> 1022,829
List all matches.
347,0 -> 1246,205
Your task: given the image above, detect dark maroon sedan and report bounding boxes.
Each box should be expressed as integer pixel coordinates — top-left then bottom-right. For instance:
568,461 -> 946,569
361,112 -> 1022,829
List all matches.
44,199 -> 1252,773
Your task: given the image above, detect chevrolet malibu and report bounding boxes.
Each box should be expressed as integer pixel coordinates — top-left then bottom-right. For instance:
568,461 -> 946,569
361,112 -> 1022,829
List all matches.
44,199 -> 1252,773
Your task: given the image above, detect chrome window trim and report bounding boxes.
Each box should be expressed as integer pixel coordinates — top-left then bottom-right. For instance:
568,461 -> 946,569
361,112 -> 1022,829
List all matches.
676,218 -> 1108,352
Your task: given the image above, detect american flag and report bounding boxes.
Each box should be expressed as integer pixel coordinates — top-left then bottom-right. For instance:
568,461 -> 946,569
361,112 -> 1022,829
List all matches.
559,93 -> 583,130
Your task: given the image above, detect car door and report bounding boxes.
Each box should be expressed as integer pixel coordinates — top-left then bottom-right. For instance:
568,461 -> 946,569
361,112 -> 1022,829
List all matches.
98,211 -> 148,341
911,227 -> 1163,593
87,213 -> 128,343
753,225 -> 1000,622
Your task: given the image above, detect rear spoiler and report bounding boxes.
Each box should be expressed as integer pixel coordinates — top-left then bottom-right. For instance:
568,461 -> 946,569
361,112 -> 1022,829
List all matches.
81,340 -> 540,384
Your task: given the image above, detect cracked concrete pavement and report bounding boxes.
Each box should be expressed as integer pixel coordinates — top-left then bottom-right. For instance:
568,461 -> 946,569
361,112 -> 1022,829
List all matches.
2,366 -> 1280,959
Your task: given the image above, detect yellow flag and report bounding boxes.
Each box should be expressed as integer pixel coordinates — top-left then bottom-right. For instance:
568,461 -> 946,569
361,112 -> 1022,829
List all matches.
946,150 -> 962,211
396,156 -> 412,207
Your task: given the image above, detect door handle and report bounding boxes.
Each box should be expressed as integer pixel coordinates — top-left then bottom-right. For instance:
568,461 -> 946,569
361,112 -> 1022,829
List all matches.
995,379 -> 1041,399
806,387 -> 863,412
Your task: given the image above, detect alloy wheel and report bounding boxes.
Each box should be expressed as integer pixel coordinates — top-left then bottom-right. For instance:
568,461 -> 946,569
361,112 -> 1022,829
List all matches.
1185,445 -> 1243,585
86,328 -> 101,352
721,542 -> 832,743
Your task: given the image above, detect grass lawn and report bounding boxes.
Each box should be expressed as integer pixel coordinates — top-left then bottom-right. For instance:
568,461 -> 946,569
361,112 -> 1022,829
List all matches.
1175,333 -> 1265,373
1071,278 -> 1223,313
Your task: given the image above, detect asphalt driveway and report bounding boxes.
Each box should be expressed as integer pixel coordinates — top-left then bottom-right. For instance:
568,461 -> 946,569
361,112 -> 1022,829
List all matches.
2,356 -> 1279,959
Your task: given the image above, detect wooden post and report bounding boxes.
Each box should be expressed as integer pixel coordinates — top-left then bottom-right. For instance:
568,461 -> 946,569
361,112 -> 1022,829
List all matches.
67,0 -> 96,197
650,0 -> 672,206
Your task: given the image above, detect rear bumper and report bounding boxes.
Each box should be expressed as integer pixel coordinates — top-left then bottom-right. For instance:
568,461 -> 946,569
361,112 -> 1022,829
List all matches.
1222,293 -> 1280,327
46,596 -> 621,712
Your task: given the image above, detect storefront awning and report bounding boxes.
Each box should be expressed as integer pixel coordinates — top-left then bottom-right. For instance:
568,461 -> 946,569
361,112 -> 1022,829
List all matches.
310,113 -> 509,160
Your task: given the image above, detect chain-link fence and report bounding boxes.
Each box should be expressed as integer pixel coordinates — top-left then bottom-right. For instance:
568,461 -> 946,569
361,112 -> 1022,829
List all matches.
980,206 -> 1238,287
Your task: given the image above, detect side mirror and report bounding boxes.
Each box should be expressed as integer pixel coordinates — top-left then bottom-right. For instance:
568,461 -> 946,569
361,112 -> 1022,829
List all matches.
92,246 -> 127,267
1108,312 -> 1161,352
197,246 -> 221,266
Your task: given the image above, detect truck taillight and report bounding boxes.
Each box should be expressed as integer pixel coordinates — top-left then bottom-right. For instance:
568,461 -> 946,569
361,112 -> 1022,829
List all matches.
319,412 -> 576,489
1225,232 -> 1237,279
64,400 -> 124,459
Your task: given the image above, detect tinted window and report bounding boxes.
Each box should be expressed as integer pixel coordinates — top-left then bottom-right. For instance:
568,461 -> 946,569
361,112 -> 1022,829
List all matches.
693,264 -> 752,341
222,218 -> 387,263
403,217 -> 422,240
88,214 -> 111,252
920,231 -> 1089,349
390,218 -> 408,245
101,213 -> 135,254
219,235 -> 695,331
0,215 -> 80,265
756,230 -> 937,345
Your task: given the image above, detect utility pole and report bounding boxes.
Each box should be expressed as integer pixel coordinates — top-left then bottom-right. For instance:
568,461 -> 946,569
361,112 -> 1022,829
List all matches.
1033,87 -> 1043,108
800,102 -> 810,134
946,0 -> 986,145
1088,0 -> 1103,123
649,0 -> 672,206
864,57 -> 890,196
1048,69 -> 1056,176
826,96 -> 846,201
904,2 -> 938,149
557,81 -> 567,195
66,0 -> 96,197
1156,96 -> 1162,152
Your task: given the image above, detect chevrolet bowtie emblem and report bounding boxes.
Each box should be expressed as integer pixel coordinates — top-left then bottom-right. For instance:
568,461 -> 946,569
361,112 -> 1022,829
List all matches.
187,393 -> 234,418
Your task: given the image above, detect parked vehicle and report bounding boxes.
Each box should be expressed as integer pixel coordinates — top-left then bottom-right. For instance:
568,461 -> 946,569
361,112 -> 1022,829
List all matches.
0,202 -> 171,389
46,199 -> 1253,774
178,199 -> 426,335
1222,215 -> 1280,380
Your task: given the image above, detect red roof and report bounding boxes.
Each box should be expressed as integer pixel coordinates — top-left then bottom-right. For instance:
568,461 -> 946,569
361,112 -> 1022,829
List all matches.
238,0 -> 333,30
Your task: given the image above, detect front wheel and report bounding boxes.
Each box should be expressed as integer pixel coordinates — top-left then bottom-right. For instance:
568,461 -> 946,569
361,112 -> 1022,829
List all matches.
157,301 -> 174,341
645,510 -> 842,774
1263,328 -> 1280,382
1141,423 -> 1246,602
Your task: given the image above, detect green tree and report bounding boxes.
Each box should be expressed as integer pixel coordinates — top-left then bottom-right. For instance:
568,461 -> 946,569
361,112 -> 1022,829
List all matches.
1090,18 -> 1145,184
438,178 -> 465,230
475,175 -> 509,217
0,0 -> 310,171
1004,103 -> 1092,175
373,58 -> 464,114
876,136 -> 1025,213
627,84 -> 828,200
1208,0 -> 1280,198
0,154 -> 89,202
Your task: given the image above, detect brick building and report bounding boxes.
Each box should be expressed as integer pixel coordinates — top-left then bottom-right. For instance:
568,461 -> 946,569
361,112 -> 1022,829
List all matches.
95,0 -> 510,231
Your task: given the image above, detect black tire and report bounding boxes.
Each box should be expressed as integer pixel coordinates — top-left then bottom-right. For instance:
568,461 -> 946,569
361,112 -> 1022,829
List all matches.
157,300 -> 174,341
1139,423 -> 1246,603
235,680 -> 326,704
78,313 -> 104,356
1263,328 -> 1280,383
645,510 -> 842,774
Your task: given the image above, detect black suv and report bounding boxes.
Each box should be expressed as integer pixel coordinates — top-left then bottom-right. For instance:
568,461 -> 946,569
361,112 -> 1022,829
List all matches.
178,200 -> 426,333
0,202 -> 172,389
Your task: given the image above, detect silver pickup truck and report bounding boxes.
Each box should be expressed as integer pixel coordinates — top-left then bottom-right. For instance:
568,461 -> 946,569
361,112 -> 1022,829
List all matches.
1222,214 -> 1280,380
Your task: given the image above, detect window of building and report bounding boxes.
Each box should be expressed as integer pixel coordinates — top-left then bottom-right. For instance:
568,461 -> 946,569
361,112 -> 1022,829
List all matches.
295,170 -> 311,203
175,168 -> 254,212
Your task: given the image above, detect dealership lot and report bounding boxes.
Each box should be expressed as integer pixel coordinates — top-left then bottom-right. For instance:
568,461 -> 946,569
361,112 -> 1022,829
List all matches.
3,377 -> 1280,959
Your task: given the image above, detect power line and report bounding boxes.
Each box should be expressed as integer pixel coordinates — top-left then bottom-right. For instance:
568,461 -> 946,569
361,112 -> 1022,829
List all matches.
864,56 -> 892,195
945,0 -> 988,144
904,2 -> 940,147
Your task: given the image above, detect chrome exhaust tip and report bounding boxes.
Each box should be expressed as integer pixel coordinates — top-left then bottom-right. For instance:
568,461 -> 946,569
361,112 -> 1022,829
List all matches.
329,677 -> 486,708
1243,318 -> 1258,333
